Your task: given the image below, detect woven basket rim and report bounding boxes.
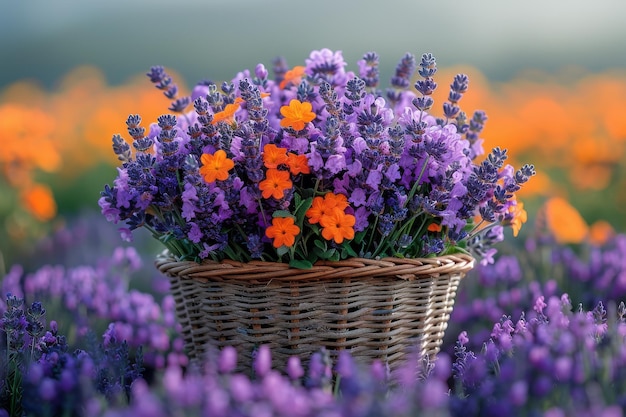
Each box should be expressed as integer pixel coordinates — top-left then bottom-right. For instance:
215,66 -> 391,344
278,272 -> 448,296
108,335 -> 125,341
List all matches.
156,251 -> 475,282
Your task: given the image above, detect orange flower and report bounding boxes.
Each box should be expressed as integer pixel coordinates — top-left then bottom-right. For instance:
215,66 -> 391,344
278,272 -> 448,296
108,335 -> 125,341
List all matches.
507,200 -> 528,237
541,197 -> 588,244
306,193 -> 348,224
21,184 -> 57,221
199,149 -> 235,183
279,66 -> 305,89
286,153 -> 310,175
324,192 -> 349,211
211,97 -> 244,125
320,208 -> 356,244
263,144 -> 288,169
306,196 -> 330,225
589,220 -> 614,246
280,99 -> 316,131
259,168 -> 292,199
427,223 -> 442,232
265,216 -> 301,248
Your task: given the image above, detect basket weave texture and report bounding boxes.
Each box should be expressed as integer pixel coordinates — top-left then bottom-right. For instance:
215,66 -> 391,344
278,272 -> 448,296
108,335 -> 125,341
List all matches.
156,253 -> 474,373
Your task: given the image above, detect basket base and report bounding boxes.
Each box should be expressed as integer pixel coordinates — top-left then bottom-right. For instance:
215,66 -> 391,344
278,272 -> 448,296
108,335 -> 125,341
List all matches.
160,254 -> 474,374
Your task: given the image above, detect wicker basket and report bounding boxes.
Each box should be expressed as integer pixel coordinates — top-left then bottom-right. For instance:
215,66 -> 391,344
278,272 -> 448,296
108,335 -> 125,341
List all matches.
156,253 -> 474,373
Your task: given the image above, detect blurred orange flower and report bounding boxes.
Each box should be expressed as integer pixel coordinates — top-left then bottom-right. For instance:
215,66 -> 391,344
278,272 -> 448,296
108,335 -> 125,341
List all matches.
20,184 -> 57,221
541,197 -> 589,244
589,220 -> 615,246
279,66 -> 305,89
427,223 -> 443,232
0,104 -> 59,185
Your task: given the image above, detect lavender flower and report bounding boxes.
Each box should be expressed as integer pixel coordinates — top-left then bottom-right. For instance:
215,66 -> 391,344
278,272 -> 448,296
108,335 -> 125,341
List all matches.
1,246 -> 184,372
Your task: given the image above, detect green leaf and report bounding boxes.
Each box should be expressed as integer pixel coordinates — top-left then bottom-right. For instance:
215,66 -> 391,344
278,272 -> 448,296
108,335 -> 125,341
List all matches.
272,210 -> 295,219
313,246 -> 329,258
317,248 -> 337,260
353,230 -> 367,245
313,239 -> 327,251
276,245 -> 290,257
289,259 -> 313,269
341,243 -> 358,258
328,250 -> 340,261
300,188 -> 315,199
294,196 -> 313,228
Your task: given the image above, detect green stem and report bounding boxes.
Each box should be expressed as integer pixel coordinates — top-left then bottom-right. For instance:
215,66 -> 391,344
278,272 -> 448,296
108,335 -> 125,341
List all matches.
372,211 -> 427,257
257,198 -> 269,231
404,155 -> 430,207
366,215 -> 380,254
467,220 -> 497,240
467,218 -> 487,237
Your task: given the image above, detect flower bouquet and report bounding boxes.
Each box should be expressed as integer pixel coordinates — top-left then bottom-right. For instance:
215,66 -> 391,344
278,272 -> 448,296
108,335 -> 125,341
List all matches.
100,49 -> 534,371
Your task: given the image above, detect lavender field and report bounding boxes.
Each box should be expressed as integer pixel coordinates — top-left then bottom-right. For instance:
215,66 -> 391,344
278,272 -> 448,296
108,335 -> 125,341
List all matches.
3,207 -> 626,416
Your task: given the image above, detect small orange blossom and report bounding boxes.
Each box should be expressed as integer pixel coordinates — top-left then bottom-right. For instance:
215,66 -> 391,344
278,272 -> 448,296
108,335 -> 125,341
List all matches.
263,144 -> 288,169
199,149 -> 235,183
306,193 -> 348,224
211,97 -> 244,125
427,223 -> 442,232
507,200 -> 527,237
265,217 -> 300,248
259,168 -> 292,199
280,99 -> 316,131
279,66 -> 306,89
320,209 -> 356,244
21,184 -> 57,221
286,152 -> 310,175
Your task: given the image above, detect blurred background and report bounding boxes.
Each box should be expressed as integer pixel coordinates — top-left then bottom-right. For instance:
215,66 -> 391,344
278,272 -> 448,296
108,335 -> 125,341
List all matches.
2,0 -> 626,269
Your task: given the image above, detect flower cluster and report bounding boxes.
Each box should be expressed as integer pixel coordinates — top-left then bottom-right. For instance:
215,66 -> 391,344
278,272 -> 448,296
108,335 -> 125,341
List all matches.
98,345 -> 451,417
450,295 -> 626,416
446,216 -> 626,353
1,245 -> 184,370
0,295 -> 145,417
99,49 -> 534,266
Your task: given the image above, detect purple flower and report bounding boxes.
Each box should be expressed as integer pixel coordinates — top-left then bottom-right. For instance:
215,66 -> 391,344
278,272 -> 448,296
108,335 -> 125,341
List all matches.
181,182 -> 198,220
254,345 -> 272,377
187,222 -> 203,243
219,346 -> 238,374
287,356 -> 304,380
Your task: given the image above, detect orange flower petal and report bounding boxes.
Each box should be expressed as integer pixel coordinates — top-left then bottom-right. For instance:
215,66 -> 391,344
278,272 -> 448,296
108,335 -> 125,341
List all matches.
286,153 -> 310,175
279,66 -> 305,89
427,223 -> 442,232
211,100 -> 242,125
